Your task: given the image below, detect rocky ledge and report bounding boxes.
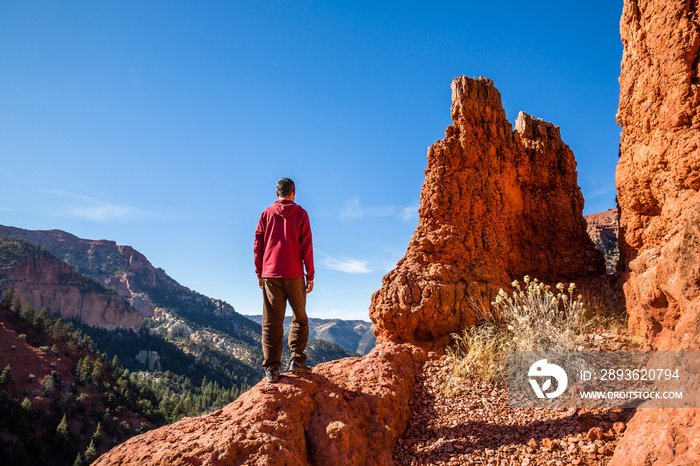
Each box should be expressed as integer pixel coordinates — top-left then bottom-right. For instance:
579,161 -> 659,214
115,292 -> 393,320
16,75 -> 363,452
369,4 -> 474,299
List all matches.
94,343 -> 426,465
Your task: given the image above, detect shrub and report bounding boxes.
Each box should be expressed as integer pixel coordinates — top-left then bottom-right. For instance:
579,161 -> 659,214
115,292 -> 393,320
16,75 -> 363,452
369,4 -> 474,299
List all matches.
446,276 -> 589,388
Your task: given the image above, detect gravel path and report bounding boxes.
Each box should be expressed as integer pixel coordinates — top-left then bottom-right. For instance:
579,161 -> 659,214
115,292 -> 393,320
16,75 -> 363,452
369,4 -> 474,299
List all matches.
394,337 -> 635,465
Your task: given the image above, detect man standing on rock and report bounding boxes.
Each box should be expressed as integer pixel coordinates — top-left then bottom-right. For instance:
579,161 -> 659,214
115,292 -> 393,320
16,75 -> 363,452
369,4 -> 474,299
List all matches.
254,178 -> 314,383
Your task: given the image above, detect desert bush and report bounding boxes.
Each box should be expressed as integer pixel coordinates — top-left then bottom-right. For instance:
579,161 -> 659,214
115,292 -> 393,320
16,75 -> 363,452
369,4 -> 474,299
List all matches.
446,276 -> 590,388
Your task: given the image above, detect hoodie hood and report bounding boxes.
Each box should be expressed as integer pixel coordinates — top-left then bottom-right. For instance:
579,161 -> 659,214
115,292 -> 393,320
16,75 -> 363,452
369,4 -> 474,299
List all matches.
271,199 -> 302,218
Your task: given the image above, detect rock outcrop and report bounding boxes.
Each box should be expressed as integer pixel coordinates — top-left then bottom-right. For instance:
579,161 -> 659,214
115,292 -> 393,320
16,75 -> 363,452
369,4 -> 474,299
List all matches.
616,0 -> 700,353
369,76 -> 604,344
0,237 -> 142,330
94,343 -> 426,465
585,208 -> 620,274
612,1 -> 700,464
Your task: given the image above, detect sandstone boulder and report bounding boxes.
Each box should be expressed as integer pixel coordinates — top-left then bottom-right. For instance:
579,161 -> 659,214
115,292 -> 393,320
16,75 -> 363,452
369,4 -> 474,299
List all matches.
369,76 -> 604,344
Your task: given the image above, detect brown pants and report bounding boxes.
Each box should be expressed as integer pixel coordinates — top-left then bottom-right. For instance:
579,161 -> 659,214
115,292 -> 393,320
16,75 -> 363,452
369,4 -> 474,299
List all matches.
261,277 -> 308,370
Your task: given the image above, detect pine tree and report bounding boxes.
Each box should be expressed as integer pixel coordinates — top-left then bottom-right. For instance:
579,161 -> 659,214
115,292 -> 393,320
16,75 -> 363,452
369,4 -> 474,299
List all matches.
21,397 -> 32,411
55,413 -> 77,460
1,285 -> 14,308
77,355 -> 92,383
91,422 -> 102,447
92,359 -> 104,385
0,364 -> 10,386
83,439 -> 98,464
12,297 -> 22,314
11,441 -> 29,466
56,414 -> 71,443
21,303 -> 36,323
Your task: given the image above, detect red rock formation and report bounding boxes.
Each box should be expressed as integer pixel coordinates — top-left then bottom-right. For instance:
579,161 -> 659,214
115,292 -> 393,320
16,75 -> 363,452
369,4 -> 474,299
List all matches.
616,0 -> 700,353
618,0 -> 700,346
0,238 -> 142,330
611,1 -> 700,464
584,208 -> 620,274
93,343 -> 426,466
610,409 -> 700,465
369,76 -> 604,344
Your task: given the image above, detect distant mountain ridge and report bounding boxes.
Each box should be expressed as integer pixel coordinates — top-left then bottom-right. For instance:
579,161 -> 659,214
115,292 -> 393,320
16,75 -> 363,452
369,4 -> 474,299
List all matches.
0,225 -> 238,319
245,315 -> 376,355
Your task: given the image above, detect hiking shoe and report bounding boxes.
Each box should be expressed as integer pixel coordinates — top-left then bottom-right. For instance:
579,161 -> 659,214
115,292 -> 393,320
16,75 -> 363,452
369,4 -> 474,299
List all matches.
289,360 -> 312,374
265,367 -> 279,383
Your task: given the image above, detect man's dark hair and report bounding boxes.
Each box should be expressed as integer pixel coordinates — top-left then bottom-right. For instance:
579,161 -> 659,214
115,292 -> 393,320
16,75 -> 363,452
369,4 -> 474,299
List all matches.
276,178 -> 296,197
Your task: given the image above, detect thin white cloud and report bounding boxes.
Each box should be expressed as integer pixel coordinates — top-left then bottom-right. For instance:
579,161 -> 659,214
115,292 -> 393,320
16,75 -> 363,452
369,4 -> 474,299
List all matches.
48,190 -> 152,223
339,197 -> 417,221
319,254 -> 371,274
400,203 -> 419,221
0,206 -> 12,212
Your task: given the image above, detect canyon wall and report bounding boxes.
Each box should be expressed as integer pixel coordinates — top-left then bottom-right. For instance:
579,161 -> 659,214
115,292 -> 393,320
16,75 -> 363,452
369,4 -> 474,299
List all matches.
369,76 -> 604,344
611,1 -> 700,464
0,238 -> 142,330
616,0 -> 700,352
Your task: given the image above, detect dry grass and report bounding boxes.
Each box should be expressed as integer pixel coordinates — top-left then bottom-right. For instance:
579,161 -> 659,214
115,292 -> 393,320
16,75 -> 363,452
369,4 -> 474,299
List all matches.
445,276 -> 619,391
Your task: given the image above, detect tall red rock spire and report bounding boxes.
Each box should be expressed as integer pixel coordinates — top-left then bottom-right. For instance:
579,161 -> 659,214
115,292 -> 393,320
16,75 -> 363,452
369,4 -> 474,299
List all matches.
369,76 -> 604,344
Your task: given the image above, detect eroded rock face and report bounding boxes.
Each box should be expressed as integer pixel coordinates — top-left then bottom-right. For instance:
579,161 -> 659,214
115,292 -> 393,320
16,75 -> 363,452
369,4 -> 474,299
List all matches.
369,76 -> 604,344
611,1 -> 700,464
0,239 -> 142,330
610,409 -> 700,465
616,0 -> 700,352
93,343 -> 426,466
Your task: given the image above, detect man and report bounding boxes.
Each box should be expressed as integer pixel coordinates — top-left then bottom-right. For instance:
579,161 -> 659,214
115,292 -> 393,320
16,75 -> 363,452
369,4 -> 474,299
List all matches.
254,178 -> 315,383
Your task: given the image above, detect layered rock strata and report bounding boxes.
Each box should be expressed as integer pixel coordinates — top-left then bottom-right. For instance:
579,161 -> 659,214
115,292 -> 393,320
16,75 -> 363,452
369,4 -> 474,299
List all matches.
0,238 -> 142,330
370,76 -> 604,344
616,0 -> 700,352
94,343 -> 426,465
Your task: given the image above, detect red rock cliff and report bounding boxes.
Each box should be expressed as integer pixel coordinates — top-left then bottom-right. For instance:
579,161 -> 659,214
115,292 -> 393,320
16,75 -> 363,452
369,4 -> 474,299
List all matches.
616,0 -> 700,352
0,238 -> 142,330
369,76 -> 604,344
611,1 -> 700,464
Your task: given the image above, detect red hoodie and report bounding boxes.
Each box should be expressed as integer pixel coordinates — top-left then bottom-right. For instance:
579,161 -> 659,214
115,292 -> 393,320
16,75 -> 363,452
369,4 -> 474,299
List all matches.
254,199 -> 315,281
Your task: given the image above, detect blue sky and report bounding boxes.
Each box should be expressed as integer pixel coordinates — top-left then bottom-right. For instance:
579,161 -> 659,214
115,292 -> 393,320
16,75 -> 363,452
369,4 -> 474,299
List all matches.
0,1 -> 623,321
